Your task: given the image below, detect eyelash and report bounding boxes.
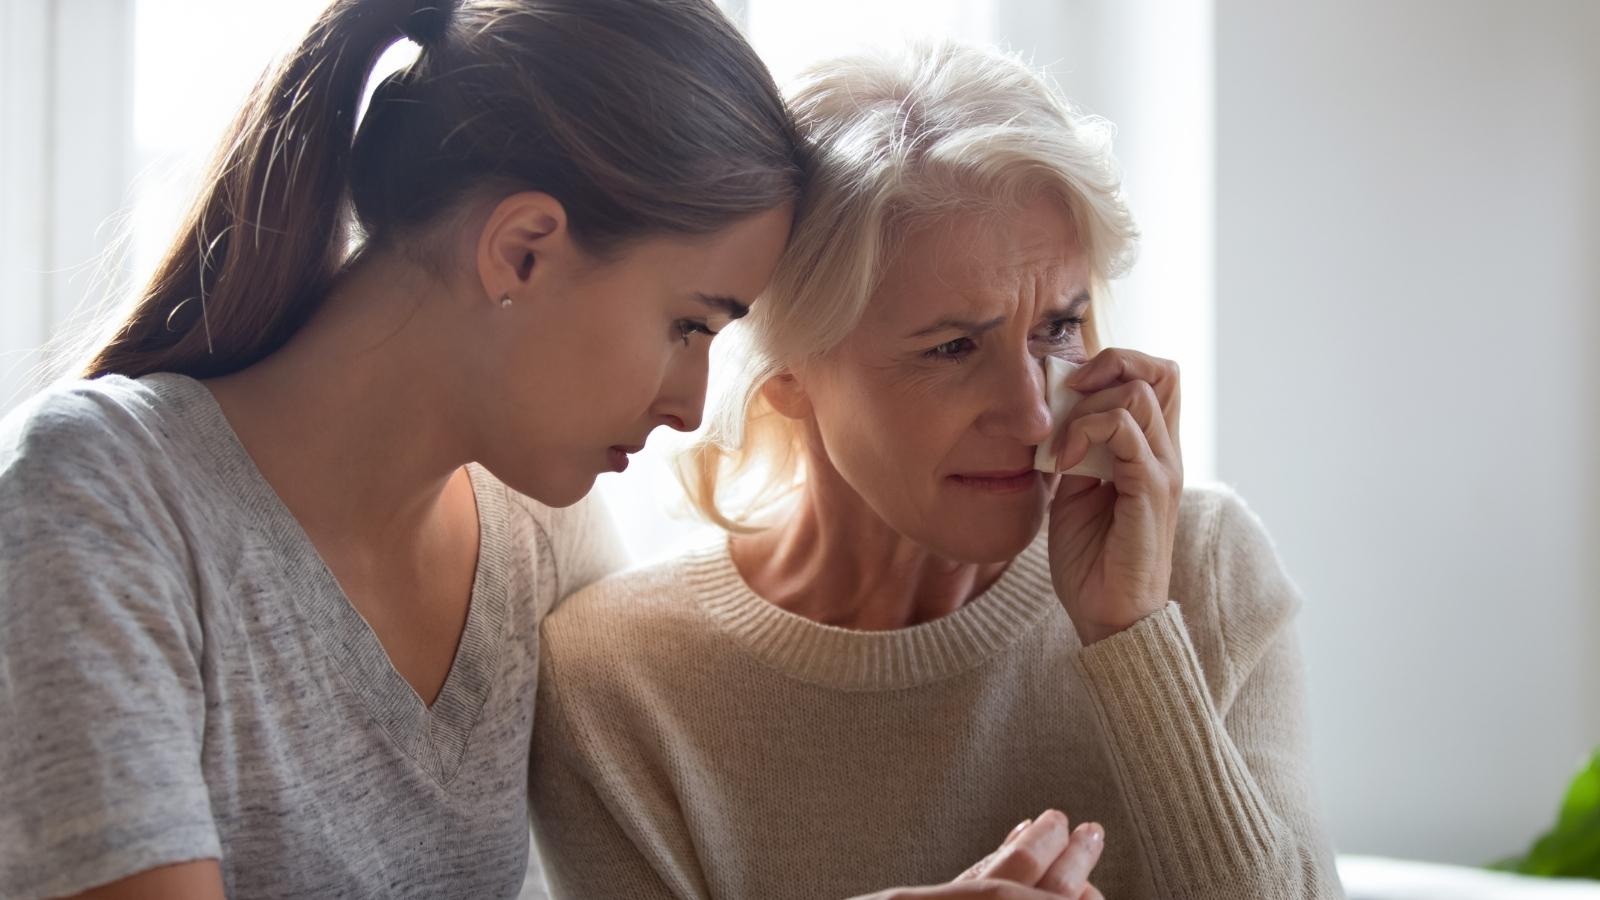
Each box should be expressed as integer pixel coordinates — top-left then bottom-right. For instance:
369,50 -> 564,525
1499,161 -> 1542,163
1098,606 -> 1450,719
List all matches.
676,319 -> 719,346
924,316 -> 1086,363
1043,316 -> 1087,342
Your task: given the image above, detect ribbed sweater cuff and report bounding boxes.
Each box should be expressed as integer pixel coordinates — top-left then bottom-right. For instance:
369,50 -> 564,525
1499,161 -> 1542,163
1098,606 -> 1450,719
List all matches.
1074,601 -> 1286,890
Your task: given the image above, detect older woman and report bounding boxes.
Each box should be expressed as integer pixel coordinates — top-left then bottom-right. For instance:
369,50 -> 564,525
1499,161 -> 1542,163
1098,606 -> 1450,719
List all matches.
528,42 -> 1342,900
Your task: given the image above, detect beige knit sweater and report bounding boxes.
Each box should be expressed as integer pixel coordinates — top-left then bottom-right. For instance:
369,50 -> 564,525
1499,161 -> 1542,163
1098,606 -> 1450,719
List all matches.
528,483 -> 1344,899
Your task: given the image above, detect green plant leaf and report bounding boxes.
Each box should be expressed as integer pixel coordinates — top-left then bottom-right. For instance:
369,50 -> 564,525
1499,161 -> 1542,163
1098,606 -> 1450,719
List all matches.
1490,748 -> 1600,879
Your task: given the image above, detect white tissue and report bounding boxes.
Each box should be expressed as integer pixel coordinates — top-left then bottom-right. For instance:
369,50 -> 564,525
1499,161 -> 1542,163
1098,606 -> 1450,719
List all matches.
1033,355 -> 1117,480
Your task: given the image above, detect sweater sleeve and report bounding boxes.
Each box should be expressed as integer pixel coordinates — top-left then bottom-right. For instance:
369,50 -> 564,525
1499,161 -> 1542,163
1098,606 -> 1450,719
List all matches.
528,623 -> 707,900
1072,491 -> 1344,899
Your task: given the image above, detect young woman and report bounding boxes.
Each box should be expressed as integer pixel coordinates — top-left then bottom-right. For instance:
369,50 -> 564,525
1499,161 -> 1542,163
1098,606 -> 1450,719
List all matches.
0,2 -> 1102,898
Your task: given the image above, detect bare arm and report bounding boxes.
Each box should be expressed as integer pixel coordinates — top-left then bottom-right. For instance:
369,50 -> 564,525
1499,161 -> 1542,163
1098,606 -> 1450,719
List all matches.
59,860 -> 224,900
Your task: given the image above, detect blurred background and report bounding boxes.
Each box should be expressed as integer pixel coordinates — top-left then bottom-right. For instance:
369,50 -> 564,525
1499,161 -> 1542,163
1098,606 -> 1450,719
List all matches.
2,0 -> 1597,886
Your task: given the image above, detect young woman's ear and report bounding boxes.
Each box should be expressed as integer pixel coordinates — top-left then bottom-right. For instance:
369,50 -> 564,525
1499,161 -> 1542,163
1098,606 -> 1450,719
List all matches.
760,371 -> 814,420
476,191 -> 570,306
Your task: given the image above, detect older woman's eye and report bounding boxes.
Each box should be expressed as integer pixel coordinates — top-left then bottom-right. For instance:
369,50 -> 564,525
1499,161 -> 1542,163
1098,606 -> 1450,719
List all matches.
1039,316 -> 1086,343
924,337 -> 975,362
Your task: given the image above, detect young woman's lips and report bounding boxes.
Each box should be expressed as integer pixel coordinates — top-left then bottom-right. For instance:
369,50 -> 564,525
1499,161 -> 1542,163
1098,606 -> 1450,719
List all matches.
948,467 -> 1040,493
607,445 -> 642,472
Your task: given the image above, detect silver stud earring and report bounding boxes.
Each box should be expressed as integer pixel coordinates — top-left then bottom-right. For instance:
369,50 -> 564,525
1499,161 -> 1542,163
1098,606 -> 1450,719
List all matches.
499,293 -> 513,309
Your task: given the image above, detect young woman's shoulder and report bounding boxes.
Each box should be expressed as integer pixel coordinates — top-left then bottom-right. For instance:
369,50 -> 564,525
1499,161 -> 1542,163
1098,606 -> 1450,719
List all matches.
0,374 -> 192,525
498,482 -> 631,613
1171,481 -> 1307,707
0,373 -> 209,608
3,373 -> 169,461
0,373 -> 218,657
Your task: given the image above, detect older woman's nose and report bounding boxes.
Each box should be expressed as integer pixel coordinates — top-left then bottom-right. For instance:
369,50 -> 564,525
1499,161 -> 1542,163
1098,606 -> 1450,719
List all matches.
977,354 -> 1054,446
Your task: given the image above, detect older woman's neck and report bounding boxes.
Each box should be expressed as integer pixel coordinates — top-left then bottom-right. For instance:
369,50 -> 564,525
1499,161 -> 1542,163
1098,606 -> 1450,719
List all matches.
731,483 -> 1010,631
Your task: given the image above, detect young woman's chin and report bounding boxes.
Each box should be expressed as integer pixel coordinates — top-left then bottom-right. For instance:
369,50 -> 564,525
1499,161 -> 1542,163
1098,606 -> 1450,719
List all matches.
480,454 -> 597,509
546,479 -> 599,509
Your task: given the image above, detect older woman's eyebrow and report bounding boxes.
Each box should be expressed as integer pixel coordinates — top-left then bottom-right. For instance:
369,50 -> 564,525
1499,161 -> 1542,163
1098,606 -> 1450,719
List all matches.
697,293 -> 750,320
906,291 -> 1091,339
906,315 -> 1007,339
1048,291 -> 1093,315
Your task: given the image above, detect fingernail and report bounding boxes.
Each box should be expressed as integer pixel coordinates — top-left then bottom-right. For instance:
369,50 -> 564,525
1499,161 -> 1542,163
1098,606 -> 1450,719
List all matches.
1009,818 -> 1032,837
1087,823 -> 1104,845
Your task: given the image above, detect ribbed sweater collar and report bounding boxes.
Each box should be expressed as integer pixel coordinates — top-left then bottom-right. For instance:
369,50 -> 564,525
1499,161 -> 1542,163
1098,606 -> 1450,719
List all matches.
684,529 -> 1060,692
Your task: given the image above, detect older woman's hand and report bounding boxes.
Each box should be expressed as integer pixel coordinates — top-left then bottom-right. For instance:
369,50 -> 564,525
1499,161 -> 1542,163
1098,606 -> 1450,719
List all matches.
850,810 -> 1106,900
1047,348 -> 1184,646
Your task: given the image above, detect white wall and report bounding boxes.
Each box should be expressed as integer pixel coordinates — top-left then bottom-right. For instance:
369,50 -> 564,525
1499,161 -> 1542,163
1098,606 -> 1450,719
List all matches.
1217,0 -> 1600,865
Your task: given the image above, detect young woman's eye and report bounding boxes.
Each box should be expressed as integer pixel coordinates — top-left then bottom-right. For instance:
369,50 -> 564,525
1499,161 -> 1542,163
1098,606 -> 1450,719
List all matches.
1039,316 -> 1086,344
924,337 -> 975,362
676,319 -> 718,346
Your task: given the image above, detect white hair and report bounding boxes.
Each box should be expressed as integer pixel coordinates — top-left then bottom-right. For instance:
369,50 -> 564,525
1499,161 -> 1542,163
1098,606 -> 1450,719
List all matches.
678,40 -> 1139,531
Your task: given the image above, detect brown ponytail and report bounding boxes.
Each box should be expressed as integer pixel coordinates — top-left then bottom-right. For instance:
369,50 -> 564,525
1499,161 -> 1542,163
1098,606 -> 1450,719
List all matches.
85,0 -> 806,380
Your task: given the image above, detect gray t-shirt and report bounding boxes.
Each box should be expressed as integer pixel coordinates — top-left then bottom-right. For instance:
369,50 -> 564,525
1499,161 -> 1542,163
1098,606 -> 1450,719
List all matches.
0,373 -> 627,899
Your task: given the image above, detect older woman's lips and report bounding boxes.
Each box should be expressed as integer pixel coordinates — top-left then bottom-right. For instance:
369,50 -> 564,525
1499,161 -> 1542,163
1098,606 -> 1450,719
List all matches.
948,468 -> 1040,493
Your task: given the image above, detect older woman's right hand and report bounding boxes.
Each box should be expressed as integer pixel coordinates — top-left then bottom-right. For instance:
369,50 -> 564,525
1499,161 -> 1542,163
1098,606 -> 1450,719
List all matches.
850,810 -> 1106,900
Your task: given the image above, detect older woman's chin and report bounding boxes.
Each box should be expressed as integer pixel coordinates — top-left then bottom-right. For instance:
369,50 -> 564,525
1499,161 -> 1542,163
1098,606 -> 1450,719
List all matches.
919,503 -> 1047,565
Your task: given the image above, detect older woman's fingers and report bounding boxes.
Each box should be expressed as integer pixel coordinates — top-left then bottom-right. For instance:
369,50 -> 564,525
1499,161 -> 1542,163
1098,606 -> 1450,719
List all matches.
1034,822 -> 1104,896
970,809 -> 1073,886
954,819 -> 1034,882
857,881 -> 1084,899
1051,379 -> 1177,474
1066,349 -> 1181,451
955,853 -> 996,882
1053,409 -> 1165,494
944,882 -> 1082,900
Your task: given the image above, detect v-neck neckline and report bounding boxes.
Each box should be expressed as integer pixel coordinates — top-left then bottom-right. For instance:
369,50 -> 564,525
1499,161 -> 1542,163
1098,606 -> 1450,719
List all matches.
145,372 -> 512,786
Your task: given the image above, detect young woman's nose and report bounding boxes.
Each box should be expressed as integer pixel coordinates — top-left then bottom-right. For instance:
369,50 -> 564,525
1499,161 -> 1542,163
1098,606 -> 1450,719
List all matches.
652,351 -> 709,433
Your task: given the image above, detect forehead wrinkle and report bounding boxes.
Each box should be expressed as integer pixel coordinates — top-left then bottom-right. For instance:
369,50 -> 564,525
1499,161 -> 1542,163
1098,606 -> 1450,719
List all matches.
887,257 -> 1077,340
874,210 -> 1085,334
